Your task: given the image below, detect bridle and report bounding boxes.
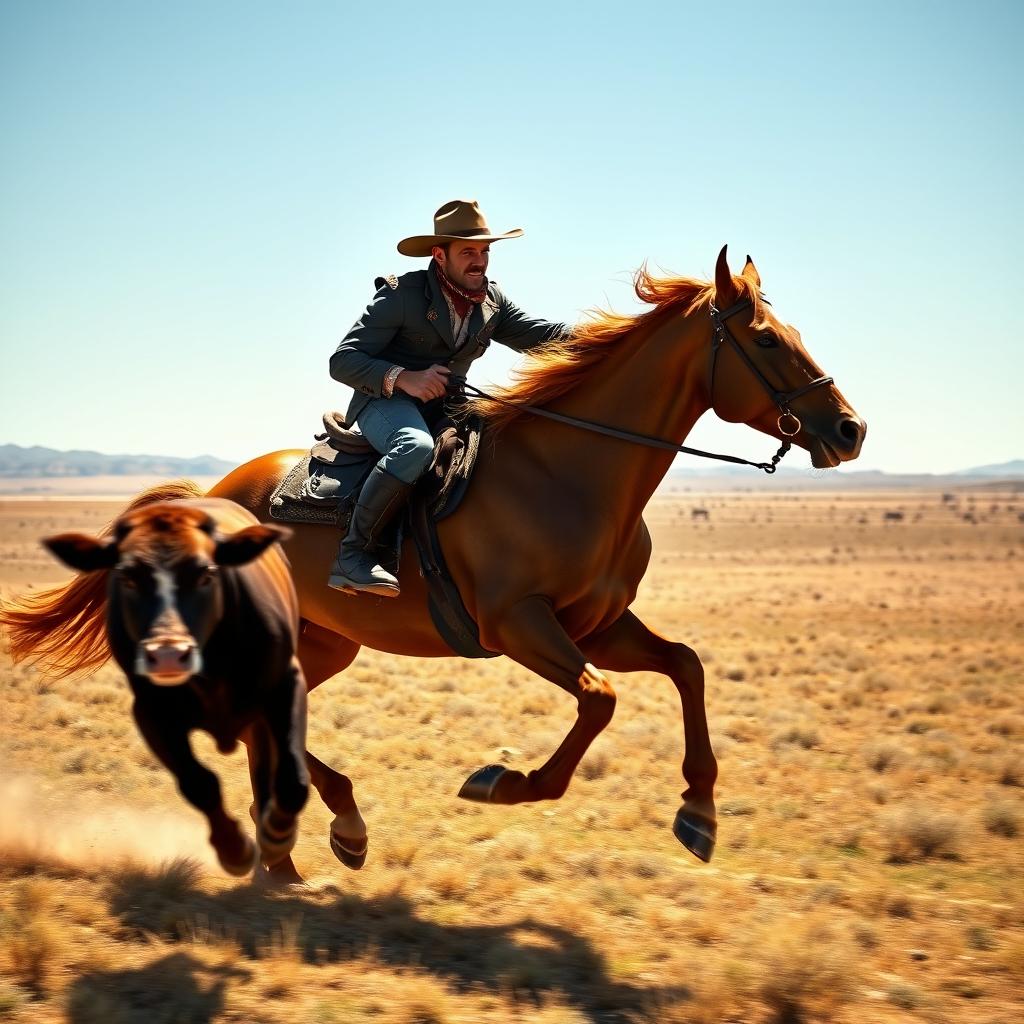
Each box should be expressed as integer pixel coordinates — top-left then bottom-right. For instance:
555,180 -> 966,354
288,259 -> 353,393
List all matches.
709,297 -> 833,442
457,298 -> 834,474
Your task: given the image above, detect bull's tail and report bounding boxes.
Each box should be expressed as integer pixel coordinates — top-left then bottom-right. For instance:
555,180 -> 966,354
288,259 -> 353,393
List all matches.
0,479 -> 205,679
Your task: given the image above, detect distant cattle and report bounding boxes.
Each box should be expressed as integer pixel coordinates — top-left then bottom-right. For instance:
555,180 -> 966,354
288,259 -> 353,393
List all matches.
883,511 -> 905,522
691,507 -> 710,521
31,495 -> 307,876
941,493 -> 956,504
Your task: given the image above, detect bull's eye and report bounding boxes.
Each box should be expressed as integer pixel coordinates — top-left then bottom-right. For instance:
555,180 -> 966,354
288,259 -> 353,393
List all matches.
756,333 -> 779,348
120,575 -> 137,591
198,565 -> 218,587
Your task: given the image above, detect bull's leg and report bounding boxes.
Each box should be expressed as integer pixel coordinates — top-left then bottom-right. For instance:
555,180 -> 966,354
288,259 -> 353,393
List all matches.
258,660 -> 311,868
132,702 -> 255,876
248,622 -> 367,880
580,610 -> 718,862
460,596 -> 616,806
296,622 -> 368,869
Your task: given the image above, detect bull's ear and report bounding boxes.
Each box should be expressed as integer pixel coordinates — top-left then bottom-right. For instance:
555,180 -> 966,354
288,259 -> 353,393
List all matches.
214,524 -> 292,567
43,533 -> 119,572
741,254 -> 761,288
714,245 -> 738,307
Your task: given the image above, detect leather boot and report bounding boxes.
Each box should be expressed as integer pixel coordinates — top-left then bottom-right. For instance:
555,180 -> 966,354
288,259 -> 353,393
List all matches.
328,466 -> 413,596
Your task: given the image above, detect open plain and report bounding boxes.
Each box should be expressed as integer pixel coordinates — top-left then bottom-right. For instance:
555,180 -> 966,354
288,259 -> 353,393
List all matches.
0,486 -> 1021,1023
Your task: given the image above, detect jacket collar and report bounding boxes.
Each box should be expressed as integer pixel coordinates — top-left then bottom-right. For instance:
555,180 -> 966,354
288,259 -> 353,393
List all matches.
425,261 -> 499,350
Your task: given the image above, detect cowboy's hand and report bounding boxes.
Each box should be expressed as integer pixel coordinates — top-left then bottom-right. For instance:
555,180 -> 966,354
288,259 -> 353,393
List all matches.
395,365 -> 450,401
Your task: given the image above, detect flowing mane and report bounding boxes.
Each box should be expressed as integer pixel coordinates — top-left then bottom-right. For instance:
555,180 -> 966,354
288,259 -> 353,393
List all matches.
472,266 -> 767,429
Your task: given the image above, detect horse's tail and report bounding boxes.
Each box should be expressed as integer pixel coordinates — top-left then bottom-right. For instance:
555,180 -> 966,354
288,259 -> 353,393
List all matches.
0,479 -> 205,679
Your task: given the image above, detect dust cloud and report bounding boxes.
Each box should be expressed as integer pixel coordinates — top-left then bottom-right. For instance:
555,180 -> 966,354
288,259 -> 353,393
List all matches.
0,775 -> 219,872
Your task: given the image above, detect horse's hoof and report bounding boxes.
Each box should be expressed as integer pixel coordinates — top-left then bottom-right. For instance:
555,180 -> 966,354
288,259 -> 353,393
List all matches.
458,764 -> 507,803
218,836 -> 258,877
672,809 -> 716,863
330,830 -> 368,870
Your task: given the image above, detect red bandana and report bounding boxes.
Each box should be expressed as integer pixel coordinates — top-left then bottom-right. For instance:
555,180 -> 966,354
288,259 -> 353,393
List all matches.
435,261 -> 487,320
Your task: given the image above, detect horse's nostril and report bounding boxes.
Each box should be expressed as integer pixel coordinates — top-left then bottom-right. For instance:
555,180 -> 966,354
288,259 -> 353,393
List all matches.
837,417 -> 864,449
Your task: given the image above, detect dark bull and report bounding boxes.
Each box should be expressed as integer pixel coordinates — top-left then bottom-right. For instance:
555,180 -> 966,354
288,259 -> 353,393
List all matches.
44,498 -> 309,876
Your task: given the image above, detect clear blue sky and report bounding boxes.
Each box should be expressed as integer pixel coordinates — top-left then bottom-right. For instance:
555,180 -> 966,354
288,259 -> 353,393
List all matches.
1,0 -> 1021,474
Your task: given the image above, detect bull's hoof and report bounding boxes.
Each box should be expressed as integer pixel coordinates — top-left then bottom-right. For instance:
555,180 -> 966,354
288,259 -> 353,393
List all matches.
259,809 -> 298,867
218,835 -> 258,877
458,764 -> 507,803
330,830 -> 368,870
672,809 -> 716,863
255,857 -> 305,887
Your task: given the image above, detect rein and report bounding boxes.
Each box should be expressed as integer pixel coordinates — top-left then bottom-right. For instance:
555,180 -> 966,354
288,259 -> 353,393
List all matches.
457,299 -> 833,475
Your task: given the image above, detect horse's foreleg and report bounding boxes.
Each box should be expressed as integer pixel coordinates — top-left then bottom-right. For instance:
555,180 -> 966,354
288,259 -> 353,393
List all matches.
133,702 -> 256,876
460,596 -> 616,806
580,610 -> 717,862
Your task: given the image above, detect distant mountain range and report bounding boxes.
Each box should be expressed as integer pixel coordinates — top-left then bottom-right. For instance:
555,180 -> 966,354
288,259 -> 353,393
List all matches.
951,459 -> 1024,477
1,444 -> 1022,489
0,444 -> 235,478
664,457 -> 1024,489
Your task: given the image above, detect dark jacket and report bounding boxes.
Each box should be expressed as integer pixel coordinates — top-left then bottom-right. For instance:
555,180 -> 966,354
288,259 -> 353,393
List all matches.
330,261 -> 567,423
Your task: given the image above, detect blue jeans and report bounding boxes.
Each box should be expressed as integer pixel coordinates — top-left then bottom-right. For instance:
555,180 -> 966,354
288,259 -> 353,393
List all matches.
355,396 -> 435,484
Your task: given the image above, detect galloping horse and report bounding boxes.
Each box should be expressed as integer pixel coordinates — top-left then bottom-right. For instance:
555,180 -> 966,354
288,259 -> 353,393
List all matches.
2,248 -> 864,881
211,246 -> 864,873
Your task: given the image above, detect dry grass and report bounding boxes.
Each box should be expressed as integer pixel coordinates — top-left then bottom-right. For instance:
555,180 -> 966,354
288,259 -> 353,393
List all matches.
1,487 -> 1023,1022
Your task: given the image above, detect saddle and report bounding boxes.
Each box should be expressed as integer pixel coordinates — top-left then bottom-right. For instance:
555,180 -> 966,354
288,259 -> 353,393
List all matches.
269,410 -> 495,659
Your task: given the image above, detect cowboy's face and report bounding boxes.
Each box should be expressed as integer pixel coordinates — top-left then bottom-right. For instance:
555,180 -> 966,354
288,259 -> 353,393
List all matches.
435,242 -> 490,291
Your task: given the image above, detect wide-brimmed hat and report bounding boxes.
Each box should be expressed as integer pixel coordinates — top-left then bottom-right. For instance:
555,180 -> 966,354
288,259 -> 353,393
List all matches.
397,199 -> 524,257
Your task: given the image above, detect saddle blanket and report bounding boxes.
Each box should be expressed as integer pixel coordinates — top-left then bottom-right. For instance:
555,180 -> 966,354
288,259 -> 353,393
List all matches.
268,412 -> 495,659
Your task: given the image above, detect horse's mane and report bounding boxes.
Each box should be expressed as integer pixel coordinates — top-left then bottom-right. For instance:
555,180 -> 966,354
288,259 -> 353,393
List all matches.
473,266 -> 767,429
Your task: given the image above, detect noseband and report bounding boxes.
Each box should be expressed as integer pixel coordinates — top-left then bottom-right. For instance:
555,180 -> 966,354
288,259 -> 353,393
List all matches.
709,297 -> 833,439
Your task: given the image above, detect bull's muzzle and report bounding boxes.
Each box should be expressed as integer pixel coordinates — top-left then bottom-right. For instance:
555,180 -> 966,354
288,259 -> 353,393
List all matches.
135,634 -> 202,685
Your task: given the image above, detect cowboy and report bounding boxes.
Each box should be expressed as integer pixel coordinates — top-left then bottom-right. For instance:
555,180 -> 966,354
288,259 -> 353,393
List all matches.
327,199 -> 569,597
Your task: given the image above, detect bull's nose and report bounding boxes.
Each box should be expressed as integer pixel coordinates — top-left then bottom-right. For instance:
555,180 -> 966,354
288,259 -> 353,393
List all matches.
834,415 -> 866,456
137,635 -> 200,685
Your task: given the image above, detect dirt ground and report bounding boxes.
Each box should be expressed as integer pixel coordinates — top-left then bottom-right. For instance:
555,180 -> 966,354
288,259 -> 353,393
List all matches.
0,488 -> 1021,1023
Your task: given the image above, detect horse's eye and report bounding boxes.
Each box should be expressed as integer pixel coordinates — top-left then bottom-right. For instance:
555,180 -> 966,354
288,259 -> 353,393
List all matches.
198,565 -> 218,587
756,333 -> 778,348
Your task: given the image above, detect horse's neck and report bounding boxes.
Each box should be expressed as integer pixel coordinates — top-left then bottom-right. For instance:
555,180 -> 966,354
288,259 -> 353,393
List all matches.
515,308 -> 711,522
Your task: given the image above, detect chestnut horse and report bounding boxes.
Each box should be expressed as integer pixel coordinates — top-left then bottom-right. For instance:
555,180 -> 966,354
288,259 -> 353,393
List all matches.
2,248 -> 864,881
208,247 -> 865,876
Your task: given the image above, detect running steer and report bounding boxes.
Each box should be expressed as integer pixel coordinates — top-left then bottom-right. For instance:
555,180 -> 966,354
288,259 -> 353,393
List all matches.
44,498 -> 308,876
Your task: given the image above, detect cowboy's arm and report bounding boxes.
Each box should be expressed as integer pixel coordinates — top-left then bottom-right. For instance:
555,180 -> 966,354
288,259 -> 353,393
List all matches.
492,287 -> 570,352
329,285 -> 406,398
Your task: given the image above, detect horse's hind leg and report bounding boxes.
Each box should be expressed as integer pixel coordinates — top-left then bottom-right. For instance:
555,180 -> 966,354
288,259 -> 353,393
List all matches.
579,610 -> 718,863
460,596 -> 617,806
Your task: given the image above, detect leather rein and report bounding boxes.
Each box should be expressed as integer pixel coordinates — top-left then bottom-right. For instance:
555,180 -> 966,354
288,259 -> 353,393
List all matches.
458,298 -> 834,474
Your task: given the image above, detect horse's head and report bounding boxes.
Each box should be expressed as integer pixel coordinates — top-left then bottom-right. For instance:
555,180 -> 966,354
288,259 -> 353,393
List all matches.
709,246 -> 865,468
44,505 -> 289,686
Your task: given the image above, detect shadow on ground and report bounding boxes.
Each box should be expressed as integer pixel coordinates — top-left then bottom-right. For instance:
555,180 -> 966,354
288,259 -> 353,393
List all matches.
71,859 -> 693,1023
66,951 -> 249,1024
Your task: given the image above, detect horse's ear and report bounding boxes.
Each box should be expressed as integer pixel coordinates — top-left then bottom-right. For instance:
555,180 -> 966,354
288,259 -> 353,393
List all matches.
741,255 -> 761,288
715,245 -> 738,307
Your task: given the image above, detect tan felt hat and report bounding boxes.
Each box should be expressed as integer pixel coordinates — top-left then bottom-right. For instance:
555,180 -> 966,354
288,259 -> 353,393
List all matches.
397,199 -> 524,257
